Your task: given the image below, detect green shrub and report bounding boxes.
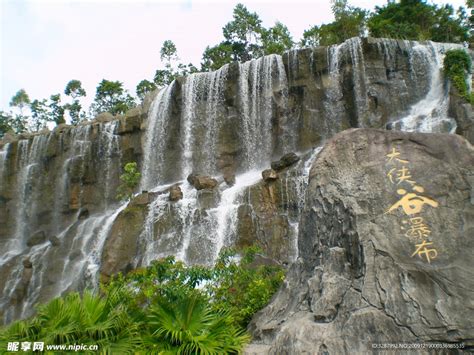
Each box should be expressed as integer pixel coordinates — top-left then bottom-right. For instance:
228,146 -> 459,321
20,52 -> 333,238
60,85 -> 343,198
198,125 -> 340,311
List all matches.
0,247 -> 283,353
144,293 -> 249,354
444,49 -> 473,104
116,162 -> 141,201
0,289 -> 141,354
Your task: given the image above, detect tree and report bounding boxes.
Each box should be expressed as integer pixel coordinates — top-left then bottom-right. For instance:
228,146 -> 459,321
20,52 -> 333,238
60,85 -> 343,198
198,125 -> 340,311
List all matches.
49,94 -> 65,125
301,0 -> 367,47
223,3 -> 264,62
201,4 -> 294,70
116,162 -> 141,201
10,89 -> 30,114
0,111 -> 15,137
64,80 -> 86,99
262,22 -> 293,55
201,43 -> 234,71
64,80 -> 87,125
136,80 -> 157,101
160,40 -> 178,64
367,0 -> 468,43
30,99 -> 48,131
93,79 -> 135,116
153,69 -> 176,87
9,90 -> 31,133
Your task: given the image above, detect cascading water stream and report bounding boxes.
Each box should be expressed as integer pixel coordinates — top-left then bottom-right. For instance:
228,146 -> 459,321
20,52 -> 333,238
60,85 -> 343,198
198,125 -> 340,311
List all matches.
137,55 -> 288,266
392,41 -> 464,132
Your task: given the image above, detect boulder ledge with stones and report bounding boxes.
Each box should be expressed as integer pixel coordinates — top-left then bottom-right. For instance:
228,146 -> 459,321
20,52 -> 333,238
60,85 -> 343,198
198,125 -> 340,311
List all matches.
247,129 -> 474,353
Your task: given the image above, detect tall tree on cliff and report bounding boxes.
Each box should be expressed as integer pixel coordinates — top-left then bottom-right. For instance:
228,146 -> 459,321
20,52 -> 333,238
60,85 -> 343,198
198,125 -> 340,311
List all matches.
367,0 -> 468,43
92,80 -> 135,116
9,89 -> 30,133
201,4 -> 293,71
64,80 -> 87,125
301,0 -> 367,47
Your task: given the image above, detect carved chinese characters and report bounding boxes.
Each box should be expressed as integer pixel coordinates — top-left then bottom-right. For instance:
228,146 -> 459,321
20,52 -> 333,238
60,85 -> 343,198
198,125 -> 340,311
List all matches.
384,147 -> 439,263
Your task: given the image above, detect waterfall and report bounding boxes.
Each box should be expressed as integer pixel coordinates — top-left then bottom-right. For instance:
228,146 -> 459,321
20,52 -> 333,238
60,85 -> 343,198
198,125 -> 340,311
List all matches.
136,55 -> 288,266
239,54 -> 287,169
99,121 -> 122,204
141,84 -> 175,190
388,41 -> 464,132
0,121 -> 125,324
52,125 -> 92,234
0,37 -> 468,325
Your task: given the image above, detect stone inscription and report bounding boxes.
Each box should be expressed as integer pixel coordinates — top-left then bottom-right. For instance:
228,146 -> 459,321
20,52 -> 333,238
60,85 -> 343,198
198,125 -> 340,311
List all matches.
384,147 -> 439,263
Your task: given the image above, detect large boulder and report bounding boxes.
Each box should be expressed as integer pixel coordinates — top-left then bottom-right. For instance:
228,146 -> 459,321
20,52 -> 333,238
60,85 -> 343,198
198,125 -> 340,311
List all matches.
248,129 -> 474,353
187,173 -> 218,190
262,169 -> 278,182
26,231 -> 47,247
271,153 -> 300,171
100,204 -> 148,283
169,185 -> 183,201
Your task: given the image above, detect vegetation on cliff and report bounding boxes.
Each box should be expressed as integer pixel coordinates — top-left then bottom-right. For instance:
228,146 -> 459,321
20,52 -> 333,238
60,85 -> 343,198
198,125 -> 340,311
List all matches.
116,162 -> 141,202
0,247 -> 284,353
444,49 -> 473,103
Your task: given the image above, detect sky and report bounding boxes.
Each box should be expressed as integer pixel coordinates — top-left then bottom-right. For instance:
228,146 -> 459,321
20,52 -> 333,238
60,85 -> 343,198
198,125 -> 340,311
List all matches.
0,0 -> 468,112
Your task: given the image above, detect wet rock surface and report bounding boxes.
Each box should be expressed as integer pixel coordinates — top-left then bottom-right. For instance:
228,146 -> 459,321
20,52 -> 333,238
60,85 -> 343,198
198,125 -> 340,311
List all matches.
187,173 -> 219,190
270,153 -> 300,171
248,129 -> 474,353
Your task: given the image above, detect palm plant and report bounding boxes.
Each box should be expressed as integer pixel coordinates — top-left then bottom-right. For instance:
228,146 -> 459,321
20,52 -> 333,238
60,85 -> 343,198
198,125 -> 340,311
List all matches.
0,289 -> 141,354
144,292 -> 250,354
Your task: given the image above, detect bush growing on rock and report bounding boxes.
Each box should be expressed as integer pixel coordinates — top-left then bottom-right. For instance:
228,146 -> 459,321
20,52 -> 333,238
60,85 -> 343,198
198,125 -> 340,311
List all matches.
116,162 -> 141,201
444,49 -> 473,104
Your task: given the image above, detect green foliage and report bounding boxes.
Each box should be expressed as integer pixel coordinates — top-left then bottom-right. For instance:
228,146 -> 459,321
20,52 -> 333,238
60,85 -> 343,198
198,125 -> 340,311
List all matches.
116,162 -> 141,201
92,79 -> 135,116
30,99 -> 49,131
106,247 -> 284,329
49,93 -> 66,125
1,247 -> 281,353
222,3 -> 264,62
0,289 -> 141,354
209,247 -> 285,327
64,80 -> 86,99
368,0 -> 468,43
64,80 -> 87,124
145,294 -> 249,354
444,49 -> 473,103
10,89 -> 30,113
136,79 -> 157,101
160,40 -> 178,63
201,43 -> 234,71
151,41 -> 199,87
0,110 -> 25,137
301,0 -> 367,47
201,3 -> 293,71
262,22 -> 294,55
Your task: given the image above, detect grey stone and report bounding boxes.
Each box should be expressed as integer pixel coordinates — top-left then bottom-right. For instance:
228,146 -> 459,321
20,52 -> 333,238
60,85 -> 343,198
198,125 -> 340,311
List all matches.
187,173 -> 218,190
248,129 -> 474,352
169,185 -> 183,201
271,153 -> 300,171
27,231 -> 47,247
262,169 -> 278,181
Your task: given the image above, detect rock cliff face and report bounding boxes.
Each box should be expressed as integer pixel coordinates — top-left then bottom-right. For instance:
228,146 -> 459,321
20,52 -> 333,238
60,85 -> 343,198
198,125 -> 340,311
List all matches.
247,129 -> 474,352
0,37 -> 473,332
